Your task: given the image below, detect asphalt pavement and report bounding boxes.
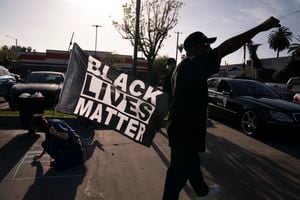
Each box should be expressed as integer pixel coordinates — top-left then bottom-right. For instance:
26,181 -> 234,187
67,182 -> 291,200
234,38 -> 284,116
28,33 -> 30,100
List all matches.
0,115 -> 299,200
0,115 -> 234,200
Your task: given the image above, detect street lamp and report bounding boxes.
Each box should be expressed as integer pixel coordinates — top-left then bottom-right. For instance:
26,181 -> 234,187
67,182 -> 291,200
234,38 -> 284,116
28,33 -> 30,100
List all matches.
5,35 -> 18,53
92,25 -> 102,57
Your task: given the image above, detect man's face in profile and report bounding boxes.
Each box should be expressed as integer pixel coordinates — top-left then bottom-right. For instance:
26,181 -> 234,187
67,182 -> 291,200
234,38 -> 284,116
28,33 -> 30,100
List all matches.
196,43 -> 212,54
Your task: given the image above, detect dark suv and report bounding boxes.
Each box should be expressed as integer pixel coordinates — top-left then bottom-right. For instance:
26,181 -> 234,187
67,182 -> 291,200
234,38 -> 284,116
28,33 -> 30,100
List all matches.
9,71 -> 64,108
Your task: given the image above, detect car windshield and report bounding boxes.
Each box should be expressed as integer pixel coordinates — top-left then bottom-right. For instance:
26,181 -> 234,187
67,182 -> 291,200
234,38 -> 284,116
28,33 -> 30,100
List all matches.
288,78 -> 300,85
0,76 -> 15,83
24,73 -> 64,84
231,80 -> 280,99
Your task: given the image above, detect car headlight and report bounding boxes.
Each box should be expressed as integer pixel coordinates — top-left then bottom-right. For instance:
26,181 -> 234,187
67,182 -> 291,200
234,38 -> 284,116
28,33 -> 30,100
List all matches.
269,110 -> 293,123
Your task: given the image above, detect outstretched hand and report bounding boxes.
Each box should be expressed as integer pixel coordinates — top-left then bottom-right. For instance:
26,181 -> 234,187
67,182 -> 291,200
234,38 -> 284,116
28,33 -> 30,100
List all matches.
259,16 -> 281,31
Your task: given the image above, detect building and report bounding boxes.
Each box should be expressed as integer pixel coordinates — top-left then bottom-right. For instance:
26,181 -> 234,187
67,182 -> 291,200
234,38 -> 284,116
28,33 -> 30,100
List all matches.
217,56 -> 292,78
15,49 -> 148,78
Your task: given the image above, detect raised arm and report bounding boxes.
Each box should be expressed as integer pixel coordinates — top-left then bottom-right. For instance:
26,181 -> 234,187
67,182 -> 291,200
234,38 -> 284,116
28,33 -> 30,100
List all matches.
217,16 -> 281,60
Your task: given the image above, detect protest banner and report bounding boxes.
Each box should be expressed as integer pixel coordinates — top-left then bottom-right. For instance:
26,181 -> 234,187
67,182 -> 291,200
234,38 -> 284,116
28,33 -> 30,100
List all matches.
56,43 -> 168,147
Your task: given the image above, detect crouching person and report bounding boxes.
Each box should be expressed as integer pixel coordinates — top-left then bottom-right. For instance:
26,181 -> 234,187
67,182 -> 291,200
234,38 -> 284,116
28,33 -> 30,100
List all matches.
31,114 -> 84,172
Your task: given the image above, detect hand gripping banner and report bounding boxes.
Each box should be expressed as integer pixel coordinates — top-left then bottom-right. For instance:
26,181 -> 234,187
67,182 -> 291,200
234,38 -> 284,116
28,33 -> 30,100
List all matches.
56,43 -> 168,147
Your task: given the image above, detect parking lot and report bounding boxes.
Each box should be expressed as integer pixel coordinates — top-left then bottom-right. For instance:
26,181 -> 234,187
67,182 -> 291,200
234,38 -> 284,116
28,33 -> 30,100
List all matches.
0,112 -> 300,200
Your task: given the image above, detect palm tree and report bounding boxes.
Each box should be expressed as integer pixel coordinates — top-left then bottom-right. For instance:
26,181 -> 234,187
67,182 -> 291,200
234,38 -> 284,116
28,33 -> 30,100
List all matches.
268,26 -> 293,58
288,36 -> 300,56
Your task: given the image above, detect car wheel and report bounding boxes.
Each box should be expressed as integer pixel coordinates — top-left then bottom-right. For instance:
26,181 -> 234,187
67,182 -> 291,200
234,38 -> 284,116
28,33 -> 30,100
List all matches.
240,110 -> 258,135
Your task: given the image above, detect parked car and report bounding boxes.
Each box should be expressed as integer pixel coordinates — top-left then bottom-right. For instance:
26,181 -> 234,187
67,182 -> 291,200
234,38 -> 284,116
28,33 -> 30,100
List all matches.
265,77 -> 300,100
0,66 -> 17,100
293,93 -> 300,104
0,65 -> 9,75
0,75 -> 16,100
207,77 -> 300,135
10,72 -> 22,82
9,71 -> 64,108
264,82 -> 293,101
287,77 -> 300,94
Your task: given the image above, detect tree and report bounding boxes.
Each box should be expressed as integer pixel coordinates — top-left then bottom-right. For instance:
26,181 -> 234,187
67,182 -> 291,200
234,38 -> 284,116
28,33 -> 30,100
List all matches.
102,53 -> 125,71
0,45 -> 18,67
152,55 -> 168,85
272,36 -> 300,82
113,0 -> 183,77
26,46 -> 32,52
247,41 -> 275,81
268,26 -> 293,58
288,36 -> 300,56
153,55 -> 168,74
247,41 -> 262,79
272,54 -> 300,82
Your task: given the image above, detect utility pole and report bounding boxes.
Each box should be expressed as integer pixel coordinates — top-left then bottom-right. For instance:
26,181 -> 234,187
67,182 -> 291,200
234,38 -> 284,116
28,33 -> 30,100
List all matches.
175,31 -> 182,64
242,44 -> 247,77
243,44 -> 246,65
6,35 -> 18,53
133,0 -> 141,76
92,25 -> 102,57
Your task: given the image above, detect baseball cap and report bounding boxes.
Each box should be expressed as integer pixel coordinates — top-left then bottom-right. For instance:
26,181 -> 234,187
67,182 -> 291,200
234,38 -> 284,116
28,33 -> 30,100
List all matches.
183,31 -> 217,51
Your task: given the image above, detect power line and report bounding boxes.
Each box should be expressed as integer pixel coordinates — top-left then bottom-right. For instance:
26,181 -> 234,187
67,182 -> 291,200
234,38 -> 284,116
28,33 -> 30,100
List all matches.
219,7 -> 300,64
278,8 -> 300,19
212,7 -> 300,39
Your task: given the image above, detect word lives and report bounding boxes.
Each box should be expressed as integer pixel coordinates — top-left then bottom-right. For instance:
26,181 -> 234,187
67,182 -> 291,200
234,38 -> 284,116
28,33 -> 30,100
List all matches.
74,56 -> 163,143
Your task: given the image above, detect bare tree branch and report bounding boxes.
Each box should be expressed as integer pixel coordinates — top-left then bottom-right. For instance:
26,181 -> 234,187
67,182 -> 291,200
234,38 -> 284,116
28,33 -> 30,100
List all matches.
112,0 -> 183,77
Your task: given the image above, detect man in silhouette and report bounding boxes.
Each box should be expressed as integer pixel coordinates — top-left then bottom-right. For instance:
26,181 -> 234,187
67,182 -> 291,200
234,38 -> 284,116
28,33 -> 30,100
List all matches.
163,57 -> 177,108
163,16 -> 281,200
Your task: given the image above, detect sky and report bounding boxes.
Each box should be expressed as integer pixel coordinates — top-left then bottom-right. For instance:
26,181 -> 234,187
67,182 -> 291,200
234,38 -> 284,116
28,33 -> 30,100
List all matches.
1,0 -> 300,65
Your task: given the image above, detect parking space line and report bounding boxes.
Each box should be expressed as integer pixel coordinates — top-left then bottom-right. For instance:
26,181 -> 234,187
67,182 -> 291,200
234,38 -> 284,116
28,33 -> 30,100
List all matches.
12,152 -> 27,181
12,150 -> 83,181
13,174 -> 83,181
22,160 -> 51,163
26,150 -> 44,154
